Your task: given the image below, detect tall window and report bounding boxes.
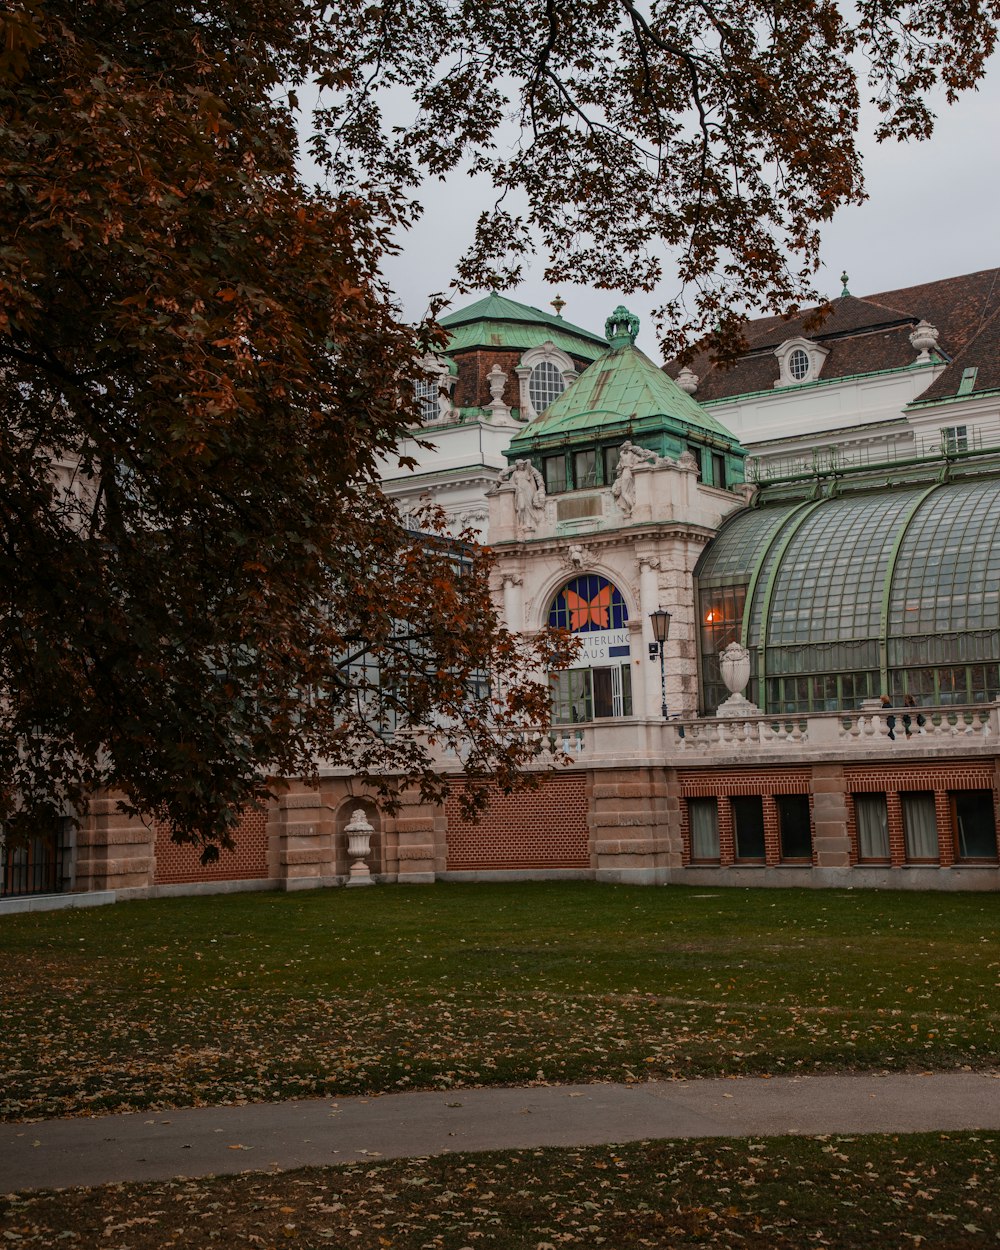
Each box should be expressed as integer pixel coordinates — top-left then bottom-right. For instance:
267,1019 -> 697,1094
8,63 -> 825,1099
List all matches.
776,794 -> 812,861
901,791 -> 938,861
413,376 -> 440,423
543,454 -> 568,494
854,793 -> 890,860
529,361 -> 566,414
952,791 -> 998,860
732,796 -> 765,861
689,799 -> 720,861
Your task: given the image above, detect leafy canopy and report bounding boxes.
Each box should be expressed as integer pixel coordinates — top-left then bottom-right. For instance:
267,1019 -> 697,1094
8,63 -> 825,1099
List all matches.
0,0 -> 572,854
1,0 -> 995,851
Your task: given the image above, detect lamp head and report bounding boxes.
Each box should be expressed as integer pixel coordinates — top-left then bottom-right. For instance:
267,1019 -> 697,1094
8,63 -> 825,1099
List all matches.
649,608 -> 671,644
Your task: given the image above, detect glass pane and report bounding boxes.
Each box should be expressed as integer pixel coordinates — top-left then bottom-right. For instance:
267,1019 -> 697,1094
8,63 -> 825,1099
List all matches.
543,455 -> 567,494
777,794 -> 812,859
689,799 -> 720,860
732,797 -> 765,860
574,449 -> 597,489
855,794 -> 890,859
954,791 -> 997,859
901,792 -> 938,860
603,444 -> 622,483
549,670 -> 592,725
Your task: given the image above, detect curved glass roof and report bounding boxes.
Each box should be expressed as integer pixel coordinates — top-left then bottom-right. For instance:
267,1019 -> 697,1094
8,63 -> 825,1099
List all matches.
695,478 -> 1000,711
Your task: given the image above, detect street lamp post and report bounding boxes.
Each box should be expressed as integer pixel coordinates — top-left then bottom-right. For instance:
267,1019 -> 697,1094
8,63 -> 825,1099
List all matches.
649,608 -> 671,720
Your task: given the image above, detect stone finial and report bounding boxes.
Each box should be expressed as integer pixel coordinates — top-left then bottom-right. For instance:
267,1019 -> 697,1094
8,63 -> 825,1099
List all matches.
675,366 -> 699,394
715,642 -> 761,718
909,319 -> 939,364
485,363 -> 514,423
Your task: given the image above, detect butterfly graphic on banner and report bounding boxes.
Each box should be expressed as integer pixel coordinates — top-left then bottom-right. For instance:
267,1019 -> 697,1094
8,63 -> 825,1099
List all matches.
564,585 -> 612,631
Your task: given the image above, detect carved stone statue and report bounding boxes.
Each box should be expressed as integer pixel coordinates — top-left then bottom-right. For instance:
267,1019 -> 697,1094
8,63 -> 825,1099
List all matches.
497,459 -> 546,530
611,440 -> 658,517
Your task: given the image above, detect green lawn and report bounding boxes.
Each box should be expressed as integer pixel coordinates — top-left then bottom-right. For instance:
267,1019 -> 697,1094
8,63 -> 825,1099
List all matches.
2,882 -> 999,1119
4,1132 -> 999,1248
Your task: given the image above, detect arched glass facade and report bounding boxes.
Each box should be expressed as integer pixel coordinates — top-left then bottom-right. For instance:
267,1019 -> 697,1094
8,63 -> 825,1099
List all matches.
696,481 -> 1000,713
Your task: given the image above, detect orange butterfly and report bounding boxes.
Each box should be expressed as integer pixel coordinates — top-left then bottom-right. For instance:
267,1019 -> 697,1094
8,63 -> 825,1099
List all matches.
565,585 -> 612,631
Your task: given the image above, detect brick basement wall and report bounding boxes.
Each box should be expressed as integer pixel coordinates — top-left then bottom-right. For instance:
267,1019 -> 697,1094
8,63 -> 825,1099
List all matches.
843,758 -> 998,868
445,775 -> 589,870
154,807 -> 269,885
676,768 -> 815,867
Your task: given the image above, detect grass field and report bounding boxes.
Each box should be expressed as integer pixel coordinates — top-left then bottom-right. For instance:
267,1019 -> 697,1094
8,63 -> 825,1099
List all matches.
3,882 -> 998,1120
3,1132 -> 999,1248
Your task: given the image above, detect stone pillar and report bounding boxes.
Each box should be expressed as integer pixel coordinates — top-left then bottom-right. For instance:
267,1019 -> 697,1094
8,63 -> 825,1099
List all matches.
75,794 -> 155,894
391,788 -> 440,884
811,763 -> 851,868
501,572 -> 524,632
636,554 -> 661,720
272,786 -> 334,890
590,766 -> 671,884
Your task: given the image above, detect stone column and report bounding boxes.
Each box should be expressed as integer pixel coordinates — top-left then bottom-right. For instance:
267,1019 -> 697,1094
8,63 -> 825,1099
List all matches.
636,554 -> 661,721
501,572 -> 524,632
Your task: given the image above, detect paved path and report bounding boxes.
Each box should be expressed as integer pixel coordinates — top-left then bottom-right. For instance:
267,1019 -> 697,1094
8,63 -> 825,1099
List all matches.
2,1072 -> 999,1192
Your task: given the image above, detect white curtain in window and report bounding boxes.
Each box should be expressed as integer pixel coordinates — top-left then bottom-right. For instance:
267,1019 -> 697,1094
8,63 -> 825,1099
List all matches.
690,800 -> 720,860
855,794 -> 889,859
902,793 -> 938,860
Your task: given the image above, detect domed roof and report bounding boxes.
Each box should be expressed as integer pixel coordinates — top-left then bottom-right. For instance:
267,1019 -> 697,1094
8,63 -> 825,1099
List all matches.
438,292 -> 606,358
696,474 -> 1000,712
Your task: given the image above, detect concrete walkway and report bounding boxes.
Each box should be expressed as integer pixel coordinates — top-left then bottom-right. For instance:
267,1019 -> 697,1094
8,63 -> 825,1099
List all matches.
2,1071 -> 999,1192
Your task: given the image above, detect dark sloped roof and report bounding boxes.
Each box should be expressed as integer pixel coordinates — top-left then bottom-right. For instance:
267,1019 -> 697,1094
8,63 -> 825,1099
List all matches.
913,307 -> 1000,403
667,268 -> 1000,402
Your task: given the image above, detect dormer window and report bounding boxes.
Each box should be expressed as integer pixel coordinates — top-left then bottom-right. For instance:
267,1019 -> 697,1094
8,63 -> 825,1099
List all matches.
516,342 -> 578,421
773,337 -> 829,388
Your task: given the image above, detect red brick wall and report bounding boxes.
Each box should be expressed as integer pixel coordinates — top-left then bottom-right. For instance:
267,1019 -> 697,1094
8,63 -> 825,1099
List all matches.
445,776 -> 589,869
154,807 -> 270,885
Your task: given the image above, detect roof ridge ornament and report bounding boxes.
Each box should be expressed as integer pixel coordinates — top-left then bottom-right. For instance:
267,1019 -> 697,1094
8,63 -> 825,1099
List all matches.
840,271 -> 851,297
605,305 -> 639,348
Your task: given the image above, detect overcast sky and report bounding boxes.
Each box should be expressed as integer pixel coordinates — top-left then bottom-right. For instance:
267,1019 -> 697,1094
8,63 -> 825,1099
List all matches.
376,62 -> 1000,359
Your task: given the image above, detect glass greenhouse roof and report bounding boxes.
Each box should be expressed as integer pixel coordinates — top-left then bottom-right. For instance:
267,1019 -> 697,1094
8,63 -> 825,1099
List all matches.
695,477 -> 1000,712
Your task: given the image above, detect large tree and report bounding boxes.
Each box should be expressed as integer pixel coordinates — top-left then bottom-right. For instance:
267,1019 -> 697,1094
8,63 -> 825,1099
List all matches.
1,0 -> 995,852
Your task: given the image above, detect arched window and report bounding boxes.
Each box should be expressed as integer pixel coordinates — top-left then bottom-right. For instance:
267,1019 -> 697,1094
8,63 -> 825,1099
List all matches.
548,576 -> 632,723
788,347 -> 811,381
528,360 -> 566,414
517,342 -> 576,421
548,575 -> 629,632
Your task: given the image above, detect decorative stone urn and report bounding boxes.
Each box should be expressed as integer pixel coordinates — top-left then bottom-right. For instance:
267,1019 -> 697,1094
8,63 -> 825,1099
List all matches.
715,642 -> 761,718
344,808 -> 375,888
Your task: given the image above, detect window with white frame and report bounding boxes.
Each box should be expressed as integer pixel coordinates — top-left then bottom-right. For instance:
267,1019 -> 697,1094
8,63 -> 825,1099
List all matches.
516,342 -> 577,421
942,425 -> 968,453
411,356 -> 454,425
528,360 -> 566,414
773,337 -> 829,388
